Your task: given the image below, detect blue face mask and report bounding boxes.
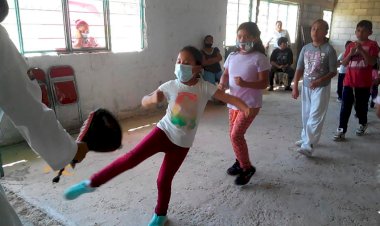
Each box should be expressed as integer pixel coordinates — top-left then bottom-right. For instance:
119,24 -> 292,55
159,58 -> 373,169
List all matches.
174,64 -> 194,82
236,41 -> 255,52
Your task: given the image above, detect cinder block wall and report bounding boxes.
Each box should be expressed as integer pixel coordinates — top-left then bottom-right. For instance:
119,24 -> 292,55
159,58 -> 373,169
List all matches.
330,0 -> 380,54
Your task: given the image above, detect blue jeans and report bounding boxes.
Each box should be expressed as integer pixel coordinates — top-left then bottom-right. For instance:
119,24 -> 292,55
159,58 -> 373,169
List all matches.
203,70 -> 223,84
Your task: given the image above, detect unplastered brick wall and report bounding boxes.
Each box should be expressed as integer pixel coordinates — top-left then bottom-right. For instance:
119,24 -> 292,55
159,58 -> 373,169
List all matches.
330,0 -> 380,53
289,1 -> 332,55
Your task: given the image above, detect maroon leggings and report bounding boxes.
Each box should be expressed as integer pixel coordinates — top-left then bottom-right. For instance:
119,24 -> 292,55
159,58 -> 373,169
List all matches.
90,127 -> 189,215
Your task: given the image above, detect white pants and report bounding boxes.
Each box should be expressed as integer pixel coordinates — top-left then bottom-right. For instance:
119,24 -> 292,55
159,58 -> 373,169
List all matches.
0,184 -> 22,226
300,84 -> 331,148
0,24 -> 76,224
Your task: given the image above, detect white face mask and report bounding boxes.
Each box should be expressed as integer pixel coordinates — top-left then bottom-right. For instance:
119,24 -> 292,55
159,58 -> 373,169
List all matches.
81,32 -> 88,38
236,41 -> 255,52
174,64 -> 194,82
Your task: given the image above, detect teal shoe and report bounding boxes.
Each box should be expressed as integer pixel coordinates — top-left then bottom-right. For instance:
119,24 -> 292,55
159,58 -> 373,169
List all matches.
148,213 -> 167,226
64,180 -> 95,200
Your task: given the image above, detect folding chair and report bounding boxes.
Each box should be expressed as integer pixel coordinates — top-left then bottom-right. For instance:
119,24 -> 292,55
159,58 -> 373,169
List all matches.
27,67 -> 52,108
274,72 -> 289,87
48,65 -> 83,129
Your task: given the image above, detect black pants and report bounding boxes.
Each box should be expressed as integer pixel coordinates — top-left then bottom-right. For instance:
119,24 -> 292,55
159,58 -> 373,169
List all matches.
339,86 -> 370,133
337,73 -> 345,99
269,66 -> 295,87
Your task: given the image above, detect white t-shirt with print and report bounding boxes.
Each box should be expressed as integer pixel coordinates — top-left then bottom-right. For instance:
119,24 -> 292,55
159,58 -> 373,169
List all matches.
157,78 -> 217,148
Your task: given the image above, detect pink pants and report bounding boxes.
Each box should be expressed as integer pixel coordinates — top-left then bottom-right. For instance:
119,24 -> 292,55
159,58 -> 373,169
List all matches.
90,127 -> 189,215
229,109 -> 256,170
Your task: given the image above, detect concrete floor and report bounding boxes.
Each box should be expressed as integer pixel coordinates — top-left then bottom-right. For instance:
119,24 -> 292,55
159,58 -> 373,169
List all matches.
1,79 -> 380,226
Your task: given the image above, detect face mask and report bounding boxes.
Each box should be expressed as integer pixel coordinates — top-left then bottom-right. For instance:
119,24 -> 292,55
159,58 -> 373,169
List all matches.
204,43 -> 212,48
236,41 -> 255,52
174,64 -> 194,82
81,32 -> 88,38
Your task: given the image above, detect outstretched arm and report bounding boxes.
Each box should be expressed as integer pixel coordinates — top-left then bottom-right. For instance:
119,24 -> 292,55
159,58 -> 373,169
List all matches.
213,89 -> 253,117
141,89 -> 165,108
234,70 -> 269,89
218,68 -> 229,90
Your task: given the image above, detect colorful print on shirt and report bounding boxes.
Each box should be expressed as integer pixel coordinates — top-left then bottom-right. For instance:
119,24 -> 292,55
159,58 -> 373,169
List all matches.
304,50 -> 327,79
171,92 -> 198,130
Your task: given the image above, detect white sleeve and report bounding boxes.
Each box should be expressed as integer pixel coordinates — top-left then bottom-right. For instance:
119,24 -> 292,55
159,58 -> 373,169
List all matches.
0,25 -> 76,170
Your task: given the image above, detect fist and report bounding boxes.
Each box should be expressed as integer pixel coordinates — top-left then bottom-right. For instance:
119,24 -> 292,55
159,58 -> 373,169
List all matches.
234,76 -> 245,87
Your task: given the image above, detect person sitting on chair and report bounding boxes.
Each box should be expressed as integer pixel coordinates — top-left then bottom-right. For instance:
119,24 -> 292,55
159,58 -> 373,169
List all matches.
268,37 -> 294,91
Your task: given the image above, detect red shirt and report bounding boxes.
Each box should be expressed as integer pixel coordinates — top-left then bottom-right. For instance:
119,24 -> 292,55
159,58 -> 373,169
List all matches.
343,40 -> 379,88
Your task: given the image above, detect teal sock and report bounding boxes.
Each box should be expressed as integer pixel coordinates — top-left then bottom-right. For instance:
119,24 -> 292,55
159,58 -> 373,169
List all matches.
148,213 -> 167,226
64,179 -> 95,200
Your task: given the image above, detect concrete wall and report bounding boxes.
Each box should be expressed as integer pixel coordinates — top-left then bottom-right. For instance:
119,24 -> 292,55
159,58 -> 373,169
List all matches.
0,0 -> 228,145
330,0 -> 380,54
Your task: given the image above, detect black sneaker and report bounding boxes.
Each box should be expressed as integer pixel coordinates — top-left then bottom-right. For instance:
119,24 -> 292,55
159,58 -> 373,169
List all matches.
227,160 -> 243,176
234,166 -> 256,185
284,86 -> 292,91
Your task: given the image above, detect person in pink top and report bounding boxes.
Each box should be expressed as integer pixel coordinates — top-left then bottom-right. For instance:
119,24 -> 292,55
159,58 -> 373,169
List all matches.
219,22 -> 270,185
333,20 -> 380,140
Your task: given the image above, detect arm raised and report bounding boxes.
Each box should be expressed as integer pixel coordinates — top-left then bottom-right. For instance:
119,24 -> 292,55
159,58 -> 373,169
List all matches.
141,89 -> 165,109
234,70 -> 269,90
213,89 -> 253,117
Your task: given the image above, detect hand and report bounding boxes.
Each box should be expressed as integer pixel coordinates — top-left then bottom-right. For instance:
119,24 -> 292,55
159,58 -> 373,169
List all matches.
292,86 -> 299,99
218,83 -> 227,90
156,90 -> 164,103
309,78 -> 321,89
349,46 -> 358,56
73,142 -> 89,164
373,77 -> 380,86
355,42 -> 364,53
243,107 -> 253,118
234,76 -> 246,87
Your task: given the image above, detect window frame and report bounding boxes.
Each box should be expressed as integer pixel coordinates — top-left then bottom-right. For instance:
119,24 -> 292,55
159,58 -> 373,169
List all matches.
225,0 -> 299,47
5,0 -> 145,55
323,9 -> 333,38
225,0 -> 257,46
257,0 -> 299,45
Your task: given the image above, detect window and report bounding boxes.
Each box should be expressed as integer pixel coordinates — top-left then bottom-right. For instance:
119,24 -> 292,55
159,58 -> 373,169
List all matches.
225,0 -> 298,47
323,10 -> 332,38
257,1 -> 298,45
225,0 -> 257,46
2,0 -> 144,54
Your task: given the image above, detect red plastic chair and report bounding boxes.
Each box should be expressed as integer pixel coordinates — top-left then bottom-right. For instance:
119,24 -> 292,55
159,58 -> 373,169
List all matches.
27,67 -> 52,107
48,65 -> 83,127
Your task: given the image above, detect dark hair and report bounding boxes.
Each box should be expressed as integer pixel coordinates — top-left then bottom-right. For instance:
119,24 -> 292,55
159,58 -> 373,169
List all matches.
312,19 -> 329,31
0,0 -> 9,23
344,40 -> 352,48
237,22 -> 266,55
275,21 -> 282,25
277,37 -> 288,46
204,35 -> 213,42
180,46 -> 203,66
357,20 -> 372,31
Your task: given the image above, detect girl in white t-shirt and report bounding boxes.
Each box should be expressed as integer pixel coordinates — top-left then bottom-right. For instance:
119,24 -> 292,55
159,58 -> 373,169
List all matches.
64,46 -> 253,226
219,22 -> 270,186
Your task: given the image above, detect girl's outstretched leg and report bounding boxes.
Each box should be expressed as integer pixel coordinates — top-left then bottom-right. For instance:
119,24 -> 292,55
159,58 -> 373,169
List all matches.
64,127 -> 167,200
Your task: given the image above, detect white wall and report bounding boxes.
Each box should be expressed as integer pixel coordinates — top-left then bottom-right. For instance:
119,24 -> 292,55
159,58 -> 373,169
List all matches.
0,0 -> 228,145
